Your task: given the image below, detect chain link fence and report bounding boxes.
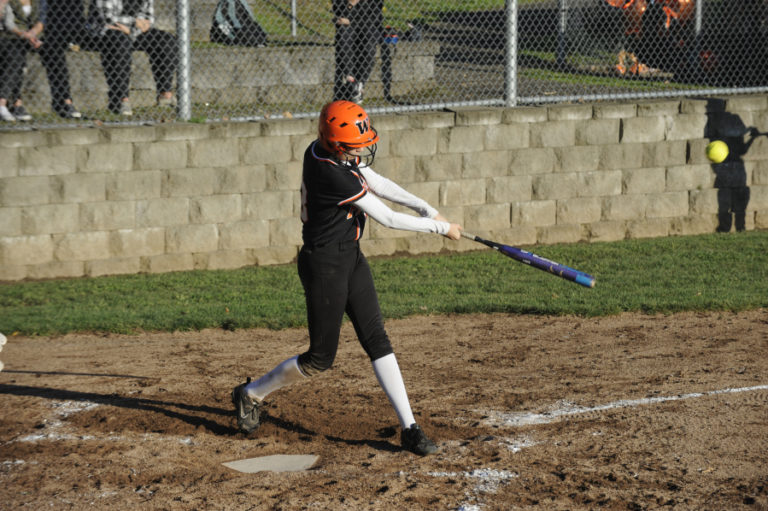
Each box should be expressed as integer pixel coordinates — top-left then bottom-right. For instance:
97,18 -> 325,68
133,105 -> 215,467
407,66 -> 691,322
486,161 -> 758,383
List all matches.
2,0 -> 767,129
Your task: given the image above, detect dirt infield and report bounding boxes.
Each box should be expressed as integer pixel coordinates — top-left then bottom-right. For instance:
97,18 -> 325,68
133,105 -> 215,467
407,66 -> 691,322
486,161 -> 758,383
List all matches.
1,310 -> 767,510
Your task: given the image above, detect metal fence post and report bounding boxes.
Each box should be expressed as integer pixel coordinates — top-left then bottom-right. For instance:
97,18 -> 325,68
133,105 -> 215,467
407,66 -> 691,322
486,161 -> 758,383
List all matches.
505,0 -> 518,107
687,0 -> 704,80
695,0 -> 703,36
557,0 -> 568,68
176,0 -> 191,121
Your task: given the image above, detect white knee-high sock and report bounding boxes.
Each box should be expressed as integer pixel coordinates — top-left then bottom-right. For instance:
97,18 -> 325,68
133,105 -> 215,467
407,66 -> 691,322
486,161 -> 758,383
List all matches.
245,356 -> 307,402
372,353 -> 416,429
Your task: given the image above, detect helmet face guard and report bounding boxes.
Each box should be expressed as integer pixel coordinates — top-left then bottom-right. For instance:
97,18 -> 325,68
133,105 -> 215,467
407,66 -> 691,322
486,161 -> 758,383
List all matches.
338,130 -> 378,167
319,101 -> 379,166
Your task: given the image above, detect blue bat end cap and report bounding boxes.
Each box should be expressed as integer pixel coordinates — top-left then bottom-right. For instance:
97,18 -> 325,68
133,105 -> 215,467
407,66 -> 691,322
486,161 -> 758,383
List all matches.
575,274 -> 595,288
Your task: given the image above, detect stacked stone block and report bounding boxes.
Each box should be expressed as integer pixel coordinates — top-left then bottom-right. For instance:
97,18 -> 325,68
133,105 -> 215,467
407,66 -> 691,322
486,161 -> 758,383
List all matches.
1,95 -> 767,281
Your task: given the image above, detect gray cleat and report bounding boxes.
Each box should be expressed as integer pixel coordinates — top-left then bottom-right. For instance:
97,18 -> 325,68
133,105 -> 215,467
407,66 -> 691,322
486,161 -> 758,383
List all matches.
232,377 -> 260,434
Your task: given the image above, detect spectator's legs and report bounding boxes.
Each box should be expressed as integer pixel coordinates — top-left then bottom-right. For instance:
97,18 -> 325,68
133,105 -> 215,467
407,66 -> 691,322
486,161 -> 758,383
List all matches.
0,41 -> 14,120
8,78 -> 31,121
0,39 -> 27,101
334,25 -> 356,100
134,29 -> 178,100
352,28 -> 379,88
40,34 -> 74,113
10,74 -> 22,106
98,30 -> 133,113
0,39 -> 29,121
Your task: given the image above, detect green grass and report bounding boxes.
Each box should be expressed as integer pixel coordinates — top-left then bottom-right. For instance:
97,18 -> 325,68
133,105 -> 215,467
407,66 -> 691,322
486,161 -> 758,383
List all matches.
254,0 -> 528,41
1,232 -> 766,336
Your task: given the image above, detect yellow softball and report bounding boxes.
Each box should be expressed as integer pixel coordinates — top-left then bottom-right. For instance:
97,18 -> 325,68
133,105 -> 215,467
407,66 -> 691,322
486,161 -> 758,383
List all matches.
706,140 -> 729,163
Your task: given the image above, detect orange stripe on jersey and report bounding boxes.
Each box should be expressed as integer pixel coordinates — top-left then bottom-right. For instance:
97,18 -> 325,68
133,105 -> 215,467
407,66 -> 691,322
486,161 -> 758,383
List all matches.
337,170 -> 369,206
339,189 -> 366,206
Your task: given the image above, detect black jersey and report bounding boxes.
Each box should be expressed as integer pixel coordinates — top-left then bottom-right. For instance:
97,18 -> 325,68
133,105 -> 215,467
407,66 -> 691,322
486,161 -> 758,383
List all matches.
301,141 -> 369,247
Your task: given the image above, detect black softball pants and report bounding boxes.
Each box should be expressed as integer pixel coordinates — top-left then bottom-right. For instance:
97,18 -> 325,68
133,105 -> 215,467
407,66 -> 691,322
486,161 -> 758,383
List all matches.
297,241 -> 393,375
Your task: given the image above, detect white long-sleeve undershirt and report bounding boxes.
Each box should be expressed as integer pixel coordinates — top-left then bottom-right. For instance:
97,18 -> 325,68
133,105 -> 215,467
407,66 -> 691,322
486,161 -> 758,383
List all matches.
353,165 -> 450,235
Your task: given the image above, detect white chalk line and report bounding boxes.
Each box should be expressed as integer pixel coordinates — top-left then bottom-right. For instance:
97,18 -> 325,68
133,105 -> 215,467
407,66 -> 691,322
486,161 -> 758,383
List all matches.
482,384 -> 768,427
428,466 -> 519,510
441,384 -> 768,510
4,400 -> 195,447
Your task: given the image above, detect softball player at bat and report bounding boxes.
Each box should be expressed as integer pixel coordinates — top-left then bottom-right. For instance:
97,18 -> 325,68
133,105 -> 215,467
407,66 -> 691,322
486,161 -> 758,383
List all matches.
232,100 -> 462,455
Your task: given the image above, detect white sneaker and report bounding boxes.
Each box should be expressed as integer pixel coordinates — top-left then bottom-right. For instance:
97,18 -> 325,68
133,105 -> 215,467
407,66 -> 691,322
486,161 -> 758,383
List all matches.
351,81 -> 364,104
120,100 -> 133,117
0,105 -> 16,122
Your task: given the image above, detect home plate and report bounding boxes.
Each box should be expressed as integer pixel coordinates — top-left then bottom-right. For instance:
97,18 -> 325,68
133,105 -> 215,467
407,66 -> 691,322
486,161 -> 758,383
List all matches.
222,454 -> 319,473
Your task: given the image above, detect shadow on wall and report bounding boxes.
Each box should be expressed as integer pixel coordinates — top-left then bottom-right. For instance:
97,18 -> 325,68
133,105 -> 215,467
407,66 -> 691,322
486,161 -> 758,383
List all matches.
704,100 -> 760,233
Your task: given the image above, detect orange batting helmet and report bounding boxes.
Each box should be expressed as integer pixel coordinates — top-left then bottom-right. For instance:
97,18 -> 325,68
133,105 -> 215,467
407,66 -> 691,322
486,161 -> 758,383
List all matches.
318,100 -> 379,165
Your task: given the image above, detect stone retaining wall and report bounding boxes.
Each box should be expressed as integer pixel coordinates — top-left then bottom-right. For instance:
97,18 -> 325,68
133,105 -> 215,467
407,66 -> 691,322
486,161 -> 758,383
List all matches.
1,95 -> 767,281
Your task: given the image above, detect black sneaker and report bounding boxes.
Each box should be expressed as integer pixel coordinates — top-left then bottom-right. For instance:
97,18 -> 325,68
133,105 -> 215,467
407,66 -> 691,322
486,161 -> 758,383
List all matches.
56,103 -> 82,119
401,424 -> 438,455
10,105 -> 31,121
231,377 -> 260,434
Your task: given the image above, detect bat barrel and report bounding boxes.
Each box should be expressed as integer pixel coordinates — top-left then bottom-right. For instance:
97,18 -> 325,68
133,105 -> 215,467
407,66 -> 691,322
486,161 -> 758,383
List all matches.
499,245 -> 596,288
574,273 -> 596,288
463,231 -> 595,288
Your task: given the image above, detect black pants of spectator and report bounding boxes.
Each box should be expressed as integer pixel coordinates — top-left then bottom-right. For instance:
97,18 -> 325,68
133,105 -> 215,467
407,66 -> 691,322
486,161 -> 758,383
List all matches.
296,241 -> 393,376
92,28 -> 177,112
40,29 -> 83,113
333,24 -> 379,101
0,38 -> 28,102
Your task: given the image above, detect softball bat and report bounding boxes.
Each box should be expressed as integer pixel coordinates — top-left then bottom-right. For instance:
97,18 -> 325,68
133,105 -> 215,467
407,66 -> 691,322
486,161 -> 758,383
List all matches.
461,232 -> 596,288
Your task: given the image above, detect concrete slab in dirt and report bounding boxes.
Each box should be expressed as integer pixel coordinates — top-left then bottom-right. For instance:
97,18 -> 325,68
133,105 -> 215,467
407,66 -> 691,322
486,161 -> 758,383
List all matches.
222,454 -> 319,473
